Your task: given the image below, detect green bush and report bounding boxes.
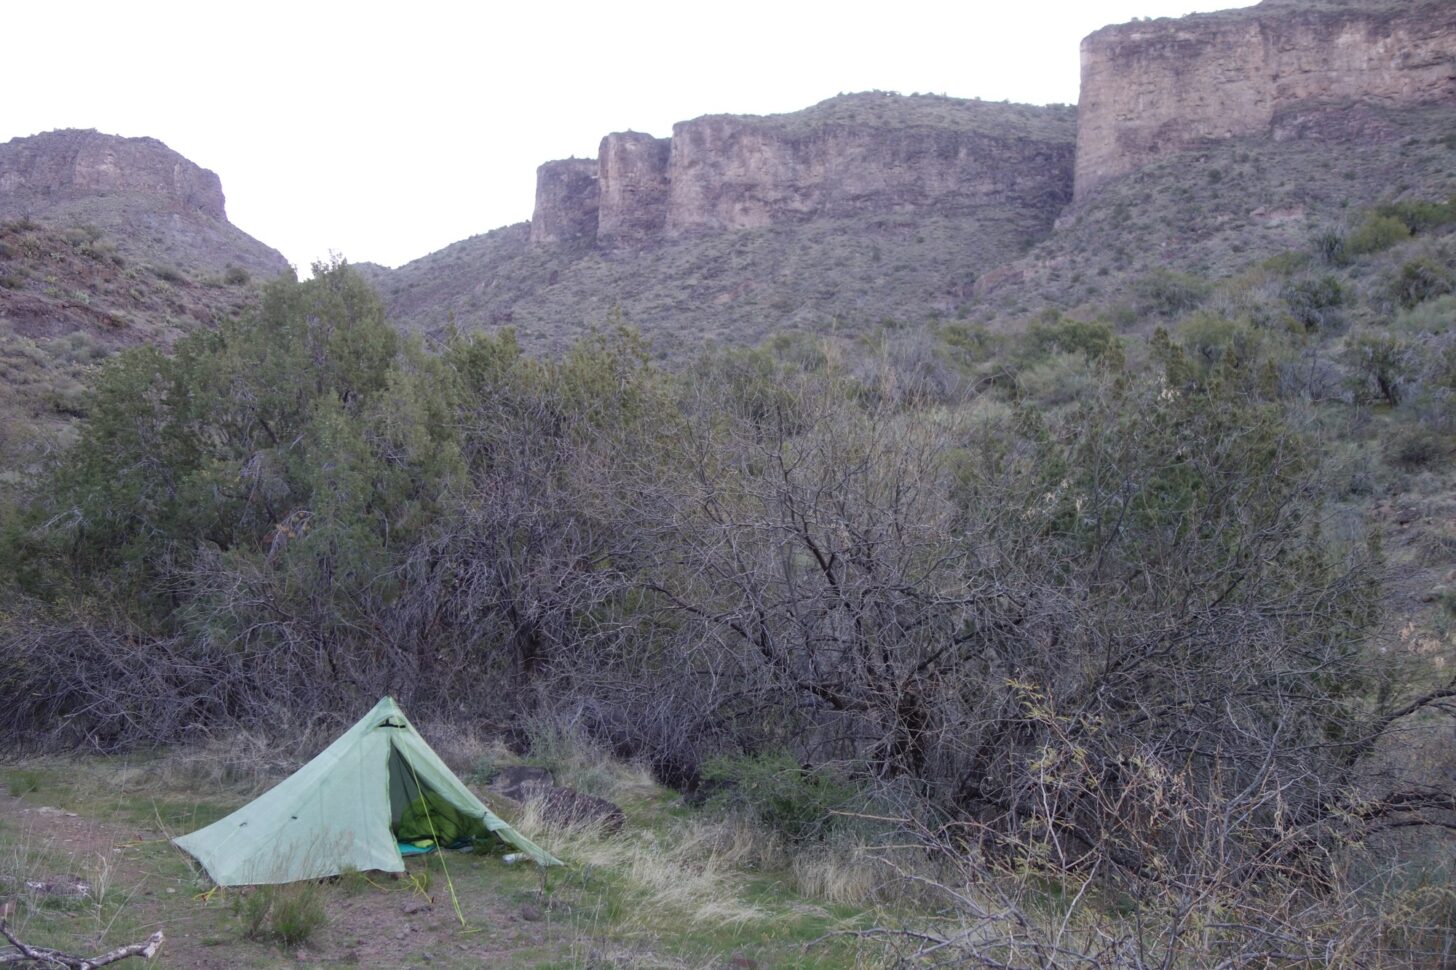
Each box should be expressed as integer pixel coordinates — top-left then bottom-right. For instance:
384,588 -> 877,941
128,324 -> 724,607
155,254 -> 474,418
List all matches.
1178,313 -> 1268,374
1282,275 -> 1345,332
1017,351 -> 1105,408
702,751 -> 859,844
1390,255 -> 1455,310
1261,250 -> 1311,276
1132,269 -> 1211,319
234,882 -> 327,946
1313,231 -> 1349,267
224,265 -> 251,286
1021,315 -> 1121,363
1384,425 -> 1451,471
1342,329 -> 1413,406
1373,197 -> 1456,234
1346,213 -> 1411,256
1394,294 -> 1456,336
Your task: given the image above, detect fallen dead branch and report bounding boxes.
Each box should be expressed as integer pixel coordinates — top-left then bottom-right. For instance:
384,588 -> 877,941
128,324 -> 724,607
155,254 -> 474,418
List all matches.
0,920 -> 163,968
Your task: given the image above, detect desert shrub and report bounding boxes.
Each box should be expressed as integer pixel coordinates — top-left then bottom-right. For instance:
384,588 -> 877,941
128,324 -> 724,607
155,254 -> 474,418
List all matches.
933,322 -> 1004,384
1384,424 -> 1451,470
1260,249 -> 1311,276
1282,273 -> 1345,331
1015,351 -> 1105,408
224,265 -> 250,286
1020,314 -> 1121,363
1394,293 -> 1456,336
1178,312 -> 1269,375
1314,230 -> 1349,267
763,330 -> 828,372
50,331 -> 109,366
1342,328 -> 1413,406
1390,254 -> 1455,310
149,264 -> 185,284
1347,212 -> 1412,255
1132,269 -> 1212,318
1373,196 -> 1456,234
702,751 -> 859,844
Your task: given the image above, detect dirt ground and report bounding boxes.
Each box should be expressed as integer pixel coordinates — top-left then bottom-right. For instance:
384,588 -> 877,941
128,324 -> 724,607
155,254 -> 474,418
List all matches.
0,790 -> 595,968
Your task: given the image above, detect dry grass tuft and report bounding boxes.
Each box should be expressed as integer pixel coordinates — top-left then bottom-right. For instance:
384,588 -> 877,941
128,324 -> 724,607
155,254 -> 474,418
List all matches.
516,800 -> 770,928
134,731 -> 301,796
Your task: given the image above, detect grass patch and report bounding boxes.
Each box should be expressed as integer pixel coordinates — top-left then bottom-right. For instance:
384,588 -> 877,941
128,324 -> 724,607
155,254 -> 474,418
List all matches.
5,769 -> 42,797
233,881 -> 327,946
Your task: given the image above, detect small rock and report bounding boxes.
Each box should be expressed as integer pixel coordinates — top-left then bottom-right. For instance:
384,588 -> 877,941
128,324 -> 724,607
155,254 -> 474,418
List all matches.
402,899 -> 431,915
165,888 -> 176,895
520,903 -> 544,922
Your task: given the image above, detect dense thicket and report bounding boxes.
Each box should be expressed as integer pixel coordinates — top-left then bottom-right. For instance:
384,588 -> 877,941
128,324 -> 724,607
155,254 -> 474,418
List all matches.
2,224 -> 1455,958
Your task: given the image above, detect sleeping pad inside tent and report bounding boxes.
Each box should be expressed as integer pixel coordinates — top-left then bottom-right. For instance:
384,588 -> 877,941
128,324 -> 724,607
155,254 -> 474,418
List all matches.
173,696 -> 560,886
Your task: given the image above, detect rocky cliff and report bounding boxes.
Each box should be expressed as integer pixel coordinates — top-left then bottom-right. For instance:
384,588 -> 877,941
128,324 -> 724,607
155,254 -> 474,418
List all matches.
0,129 -> 288,277
529,158 -> 600,248
0,128 -> 226,220
1,131 -> 292,463
597,132 -> 673,245
529,93 -> 1078,250
378,0 -> 1456,355
1075,0 -> 1456,199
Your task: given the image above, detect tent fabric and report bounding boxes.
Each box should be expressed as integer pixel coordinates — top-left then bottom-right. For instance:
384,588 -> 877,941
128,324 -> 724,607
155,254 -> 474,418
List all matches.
173,697 -> 560,886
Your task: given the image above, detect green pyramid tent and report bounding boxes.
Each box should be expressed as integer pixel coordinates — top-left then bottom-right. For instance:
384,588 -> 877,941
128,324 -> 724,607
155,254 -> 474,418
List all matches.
174,697 -> 560,886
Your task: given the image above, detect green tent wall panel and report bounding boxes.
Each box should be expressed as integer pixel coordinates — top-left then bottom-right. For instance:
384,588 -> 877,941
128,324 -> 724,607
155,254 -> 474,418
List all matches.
174,697 -> 560,886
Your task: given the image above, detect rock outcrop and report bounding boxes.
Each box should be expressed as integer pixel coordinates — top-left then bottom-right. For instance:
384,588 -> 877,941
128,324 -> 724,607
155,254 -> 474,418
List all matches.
664,109 -> 1074,235
597,132 -> 672,246
529,158 -> 600,248
386,0 -> 1456,354
0,129 -> 288,278
1075,0 -> 1456,199
0,128 -> 226,221
529,94 -> 1078,251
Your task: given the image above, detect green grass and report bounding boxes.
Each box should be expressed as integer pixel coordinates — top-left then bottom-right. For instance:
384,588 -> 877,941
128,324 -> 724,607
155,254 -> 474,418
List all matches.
0,753 -> 897,968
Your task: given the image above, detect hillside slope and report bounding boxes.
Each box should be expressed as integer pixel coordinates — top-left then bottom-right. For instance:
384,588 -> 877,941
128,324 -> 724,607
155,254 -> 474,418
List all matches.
377,93 -> 1076,356
0,130 -> 292,473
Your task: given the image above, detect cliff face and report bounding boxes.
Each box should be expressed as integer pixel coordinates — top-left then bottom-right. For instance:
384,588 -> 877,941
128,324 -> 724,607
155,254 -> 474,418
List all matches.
1075,0 -> 1456,199
664,114 -> 1074,235
595,132 -> 672,246
529,94 -> 1078,251
0,129 -> 288,277
529,158 -> 599,247
0,128 -> 227,221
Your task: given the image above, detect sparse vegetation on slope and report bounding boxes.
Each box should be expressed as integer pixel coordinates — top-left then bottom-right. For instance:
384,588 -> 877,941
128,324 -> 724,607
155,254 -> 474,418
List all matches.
2,212 -> 1454,959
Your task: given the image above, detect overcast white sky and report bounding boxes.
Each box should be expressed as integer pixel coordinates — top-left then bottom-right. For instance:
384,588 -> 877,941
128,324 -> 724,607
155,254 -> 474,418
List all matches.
5,0 -> 1248,271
